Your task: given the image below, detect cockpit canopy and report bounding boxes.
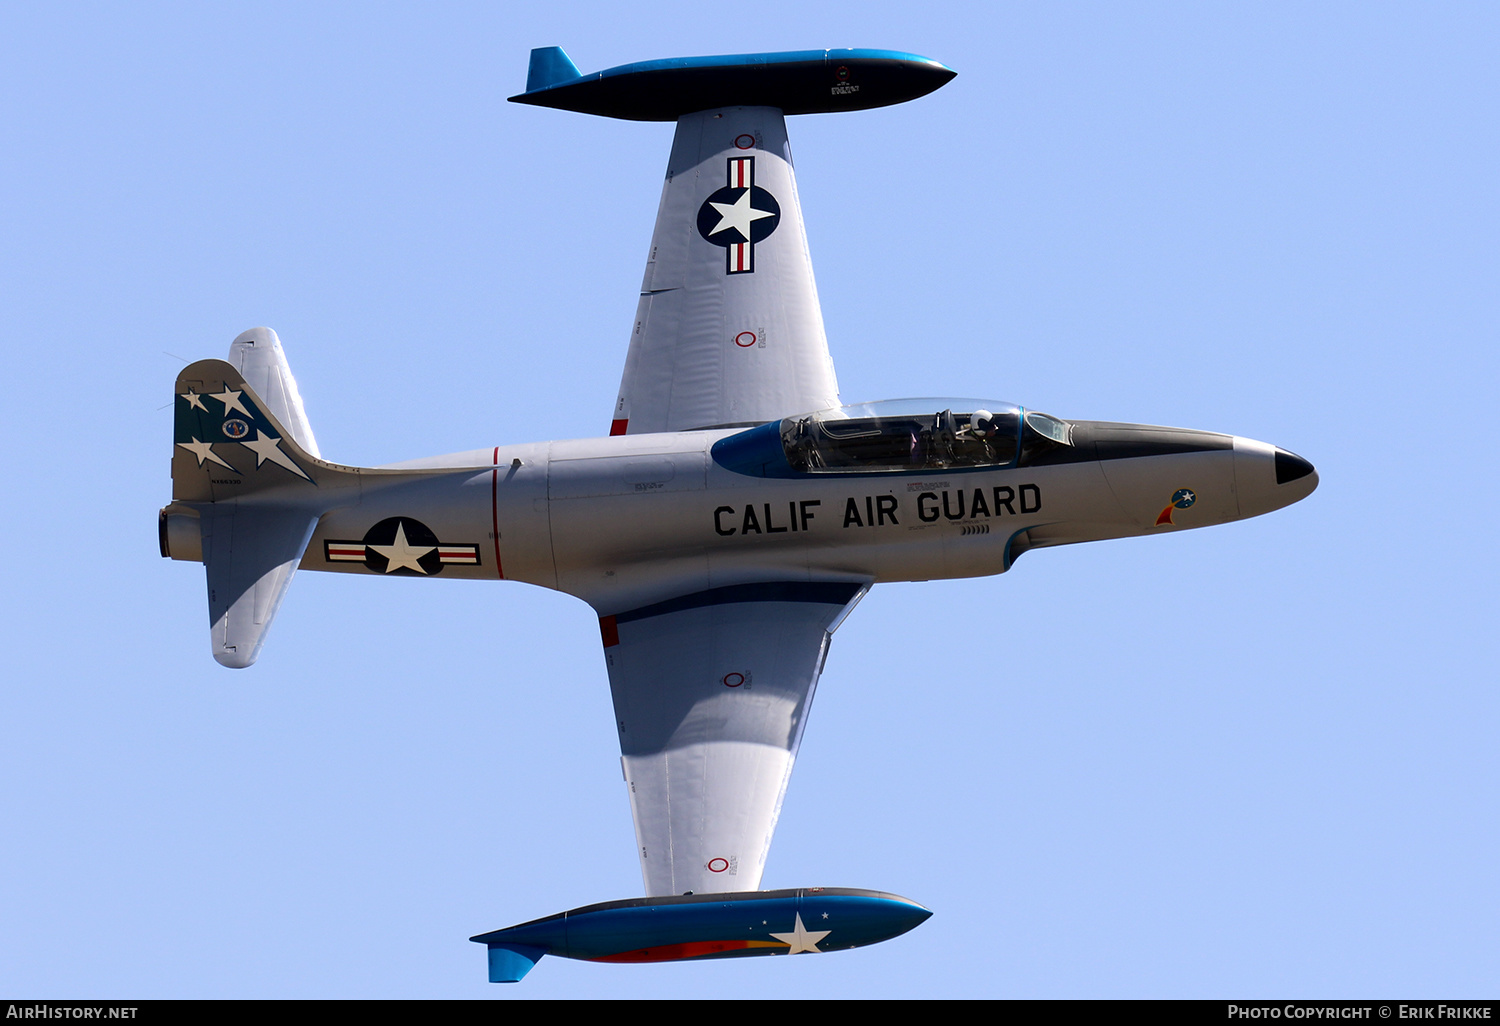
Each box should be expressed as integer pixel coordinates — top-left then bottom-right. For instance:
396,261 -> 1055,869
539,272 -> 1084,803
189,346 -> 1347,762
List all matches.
712,399 -> 1074,477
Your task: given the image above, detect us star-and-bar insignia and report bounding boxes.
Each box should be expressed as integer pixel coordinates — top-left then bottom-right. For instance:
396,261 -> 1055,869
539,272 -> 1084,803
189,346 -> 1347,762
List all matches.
324,516 -> 480,576
695,156 -> 782,275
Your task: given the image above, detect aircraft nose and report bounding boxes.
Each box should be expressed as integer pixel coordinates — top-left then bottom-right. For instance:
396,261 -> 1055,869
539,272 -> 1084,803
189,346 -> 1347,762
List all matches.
1274,448 -> 1316,485
1232,437 -> 1318,518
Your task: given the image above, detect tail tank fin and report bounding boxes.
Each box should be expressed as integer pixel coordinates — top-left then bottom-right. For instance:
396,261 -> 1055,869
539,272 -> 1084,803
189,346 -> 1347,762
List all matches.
526,46 -> 581,93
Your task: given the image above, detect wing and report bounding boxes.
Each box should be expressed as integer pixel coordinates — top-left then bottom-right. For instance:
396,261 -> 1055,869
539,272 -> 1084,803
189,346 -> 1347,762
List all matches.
598,582 -> 867,895
610,107 -> 840,436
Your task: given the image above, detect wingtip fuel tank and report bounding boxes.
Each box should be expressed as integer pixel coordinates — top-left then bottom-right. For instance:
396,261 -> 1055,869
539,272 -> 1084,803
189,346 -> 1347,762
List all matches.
509,47 -> 957,121
470,888 -> 932,982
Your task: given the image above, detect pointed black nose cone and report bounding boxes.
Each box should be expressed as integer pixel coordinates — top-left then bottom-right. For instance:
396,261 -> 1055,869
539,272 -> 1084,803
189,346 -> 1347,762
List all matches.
1274,448 -> 1315,484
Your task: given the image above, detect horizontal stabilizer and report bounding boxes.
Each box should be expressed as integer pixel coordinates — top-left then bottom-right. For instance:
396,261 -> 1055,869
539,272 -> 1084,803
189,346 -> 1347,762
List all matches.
203,505 -> 319,668
526,46 -> 581,93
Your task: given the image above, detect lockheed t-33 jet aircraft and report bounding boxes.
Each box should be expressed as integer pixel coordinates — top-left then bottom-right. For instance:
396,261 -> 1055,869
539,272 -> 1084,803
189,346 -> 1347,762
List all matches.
160,46 -> 1317,982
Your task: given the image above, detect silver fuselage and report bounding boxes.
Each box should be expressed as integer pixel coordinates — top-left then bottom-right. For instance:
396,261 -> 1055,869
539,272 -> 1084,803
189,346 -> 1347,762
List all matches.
300,420 -> 1316,616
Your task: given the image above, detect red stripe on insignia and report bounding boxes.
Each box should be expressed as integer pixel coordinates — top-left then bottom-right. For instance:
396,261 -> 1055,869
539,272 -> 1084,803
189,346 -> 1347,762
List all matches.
1155,505 -> 1175,526
599,615 -> 619,648
610,419 -> 628,436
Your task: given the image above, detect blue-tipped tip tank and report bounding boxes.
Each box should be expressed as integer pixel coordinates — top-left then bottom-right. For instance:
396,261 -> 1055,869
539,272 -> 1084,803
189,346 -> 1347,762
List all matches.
509,48 -> 957,121
471,887 -> 933,982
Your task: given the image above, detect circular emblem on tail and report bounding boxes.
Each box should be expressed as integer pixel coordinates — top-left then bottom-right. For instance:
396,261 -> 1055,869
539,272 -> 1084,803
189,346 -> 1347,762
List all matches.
222,418 -> 250,439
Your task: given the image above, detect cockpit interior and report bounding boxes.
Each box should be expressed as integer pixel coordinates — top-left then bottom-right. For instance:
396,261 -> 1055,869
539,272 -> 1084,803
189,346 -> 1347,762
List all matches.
778,400 -> 1072,473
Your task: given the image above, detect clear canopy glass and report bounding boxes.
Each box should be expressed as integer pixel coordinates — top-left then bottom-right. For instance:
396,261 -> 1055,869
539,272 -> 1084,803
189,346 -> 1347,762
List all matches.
778,399 -> 1072,474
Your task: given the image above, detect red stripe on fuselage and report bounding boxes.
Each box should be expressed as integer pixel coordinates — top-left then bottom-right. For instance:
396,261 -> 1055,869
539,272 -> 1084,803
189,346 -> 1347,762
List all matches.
590,939 -> 781,963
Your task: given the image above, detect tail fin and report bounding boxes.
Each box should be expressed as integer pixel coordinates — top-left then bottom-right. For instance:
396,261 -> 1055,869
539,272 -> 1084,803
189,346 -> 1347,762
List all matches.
162,340 -> 355,668
526,46 -> 581,93
228,327 -> 320,458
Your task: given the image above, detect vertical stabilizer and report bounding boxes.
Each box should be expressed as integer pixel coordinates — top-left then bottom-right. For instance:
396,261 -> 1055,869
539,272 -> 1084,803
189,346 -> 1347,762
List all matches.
228,327 -> 321,457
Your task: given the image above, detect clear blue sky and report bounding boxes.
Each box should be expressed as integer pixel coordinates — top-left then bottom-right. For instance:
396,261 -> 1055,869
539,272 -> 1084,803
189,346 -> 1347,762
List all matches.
2,2 -> 1496,999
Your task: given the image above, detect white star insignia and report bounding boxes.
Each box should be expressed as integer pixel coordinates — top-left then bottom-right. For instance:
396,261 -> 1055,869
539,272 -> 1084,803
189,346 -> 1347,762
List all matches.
180,389 -> 207,411
367,521 -> 435,574
769,912 -> 830,954
209,387 -> 252,417
176,437 -> 237,471
707,189 -> 776,242
241,431 -> 311,480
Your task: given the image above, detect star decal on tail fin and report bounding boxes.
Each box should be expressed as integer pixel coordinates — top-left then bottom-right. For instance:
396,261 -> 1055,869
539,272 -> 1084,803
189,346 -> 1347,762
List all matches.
176,437 -> 238,472
241,431 -> 311,480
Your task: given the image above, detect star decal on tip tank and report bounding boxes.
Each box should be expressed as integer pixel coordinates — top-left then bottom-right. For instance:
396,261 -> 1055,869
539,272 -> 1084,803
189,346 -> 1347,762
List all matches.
769,913 -> 831,954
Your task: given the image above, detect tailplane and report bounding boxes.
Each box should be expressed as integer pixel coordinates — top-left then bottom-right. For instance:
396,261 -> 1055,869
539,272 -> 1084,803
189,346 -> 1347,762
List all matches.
161,336 -> 356,667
